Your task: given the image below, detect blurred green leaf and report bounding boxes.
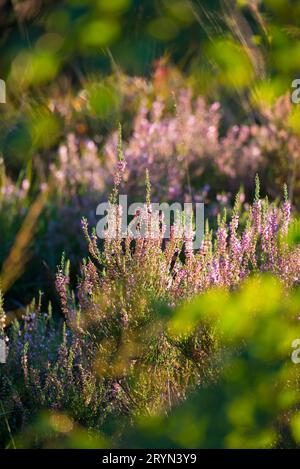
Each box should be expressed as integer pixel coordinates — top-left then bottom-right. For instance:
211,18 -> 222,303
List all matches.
80,20 -> 120,48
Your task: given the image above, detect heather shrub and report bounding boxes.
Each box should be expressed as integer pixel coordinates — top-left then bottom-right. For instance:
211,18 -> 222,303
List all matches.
104,87 -> 300,206
104,88 -> 262,202
2,80 -> 300,308
2,0 -> 300,451
0,134 -> 107,305
125,276 -> 300,448
0,272 -> 218,447
0,158 -> 31,259
1,170 -> 299,447
40,134 -> 108,269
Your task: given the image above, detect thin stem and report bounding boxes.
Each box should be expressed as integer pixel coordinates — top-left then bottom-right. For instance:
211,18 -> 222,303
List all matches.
0,399 -> 16,449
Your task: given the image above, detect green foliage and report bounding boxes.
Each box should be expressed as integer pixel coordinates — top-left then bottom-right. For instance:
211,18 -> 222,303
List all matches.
125,276 -> 300,448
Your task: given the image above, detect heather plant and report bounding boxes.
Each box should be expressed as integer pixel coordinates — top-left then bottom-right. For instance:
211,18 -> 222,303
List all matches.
50,134 -> 107,197
0,134 -> 108,305
41,134 -> 108,270
1,211 -> 300,448
0,158 -> 31,255
2,79 -> 300,309
104,87 -> 300,206
125,276 -> 300,449
104,88 -> 263,202
0,265 -> 218,447
252,94 -> 300,204
2,163 -> 299,448
2,0 -> 300,451
35,87 -> 300,296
